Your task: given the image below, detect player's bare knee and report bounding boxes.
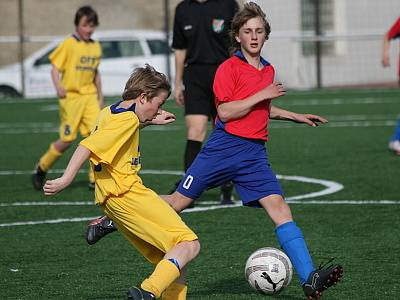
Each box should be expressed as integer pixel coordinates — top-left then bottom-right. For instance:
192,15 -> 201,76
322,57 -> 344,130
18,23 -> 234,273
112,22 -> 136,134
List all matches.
168,192 -> 193,212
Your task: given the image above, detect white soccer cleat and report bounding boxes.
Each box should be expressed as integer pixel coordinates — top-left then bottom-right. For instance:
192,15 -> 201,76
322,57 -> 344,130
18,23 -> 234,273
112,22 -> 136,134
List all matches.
388,140 -> 400,155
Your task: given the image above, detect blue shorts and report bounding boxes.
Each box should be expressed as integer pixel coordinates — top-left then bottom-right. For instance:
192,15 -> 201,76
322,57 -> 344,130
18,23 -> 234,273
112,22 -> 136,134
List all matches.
177,128 -> 283,207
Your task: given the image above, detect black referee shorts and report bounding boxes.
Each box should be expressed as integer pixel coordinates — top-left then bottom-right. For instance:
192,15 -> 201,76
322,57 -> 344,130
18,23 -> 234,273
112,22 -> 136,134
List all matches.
182,64 -> 219,119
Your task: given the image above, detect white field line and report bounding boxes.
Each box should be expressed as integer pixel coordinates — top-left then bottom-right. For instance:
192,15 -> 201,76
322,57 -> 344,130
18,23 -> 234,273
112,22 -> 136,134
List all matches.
1,199 -> 399,228
1,169 -> 345,202
0,170 -> 398,228
276,175 -> 343,200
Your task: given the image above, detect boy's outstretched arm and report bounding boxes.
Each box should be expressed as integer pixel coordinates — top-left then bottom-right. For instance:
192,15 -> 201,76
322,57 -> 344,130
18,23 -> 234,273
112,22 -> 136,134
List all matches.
43,145 -> 91,195
140,109 -> 176,128
270,105 -> 328,127
217,82 -> 285,122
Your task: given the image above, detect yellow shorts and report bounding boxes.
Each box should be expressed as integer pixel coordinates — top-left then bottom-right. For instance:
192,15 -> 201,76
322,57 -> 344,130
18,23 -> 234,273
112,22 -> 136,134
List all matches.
101,182 -> 198,265
58,93 -> 100,142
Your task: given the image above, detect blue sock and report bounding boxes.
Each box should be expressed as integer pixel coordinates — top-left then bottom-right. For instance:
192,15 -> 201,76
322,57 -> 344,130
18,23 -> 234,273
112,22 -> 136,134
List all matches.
391,119 -> 400,141
275,221 -> 315,284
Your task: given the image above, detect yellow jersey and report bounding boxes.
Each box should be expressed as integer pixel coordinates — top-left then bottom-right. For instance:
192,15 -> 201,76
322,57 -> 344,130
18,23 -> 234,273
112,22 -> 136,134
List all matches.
80,102 -> 142,204
49,34 -> 101,96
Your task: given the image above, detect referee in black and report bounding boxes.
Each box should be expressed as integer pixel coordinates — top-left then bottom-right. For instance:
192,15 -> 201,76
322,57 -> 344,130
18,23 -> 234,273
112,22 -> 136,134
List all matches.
171,0 -> 239,204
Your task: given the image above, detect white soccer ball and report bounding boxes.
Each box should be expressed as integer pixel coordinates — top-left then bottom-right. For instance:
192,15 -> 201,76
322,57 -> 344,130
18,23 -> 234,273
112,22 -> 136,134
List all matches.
245,247 -> 293,295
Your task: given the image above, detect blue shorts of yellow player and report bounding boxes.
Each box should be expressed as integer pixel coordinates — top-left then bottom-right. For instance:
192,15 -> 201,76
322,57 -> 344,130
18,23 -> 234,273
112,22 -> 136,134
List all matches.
101,181 -> 198,264
59,93 -> 100,142
177,127 -> 283,208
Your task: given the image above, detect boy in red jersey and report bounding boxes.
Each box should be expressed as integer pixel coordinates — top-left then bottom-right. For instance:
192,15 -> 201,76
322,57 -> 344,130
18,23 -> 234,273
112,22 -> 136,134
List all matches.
382,16 -> 400,155
87,3 -> 344,299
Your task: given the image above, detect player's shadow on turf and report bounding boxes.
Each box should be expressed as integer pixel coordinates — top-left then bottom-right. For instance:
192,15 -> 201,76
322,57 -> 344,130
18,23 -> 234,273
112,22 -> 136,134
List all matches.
191,276 -> 304,300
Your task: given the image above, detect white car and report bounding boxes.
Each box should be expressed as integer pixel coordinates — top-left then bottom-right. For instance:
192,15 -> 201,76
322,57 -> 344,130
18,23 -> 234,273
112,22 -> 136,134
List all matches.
0,30 -> 174,98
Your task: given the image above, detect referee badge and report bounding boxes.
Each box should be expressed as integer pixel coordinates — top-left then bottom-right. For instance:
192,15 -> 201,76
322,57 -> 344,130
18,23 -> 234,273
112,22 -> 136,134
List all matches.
212,19 -> 225,33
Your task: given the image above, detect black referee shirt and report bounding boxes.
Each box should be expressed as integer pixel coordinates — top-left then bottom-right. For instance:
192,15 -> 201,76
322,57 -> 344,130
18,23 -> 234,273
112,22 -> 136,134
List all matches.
172,0 -> 239,66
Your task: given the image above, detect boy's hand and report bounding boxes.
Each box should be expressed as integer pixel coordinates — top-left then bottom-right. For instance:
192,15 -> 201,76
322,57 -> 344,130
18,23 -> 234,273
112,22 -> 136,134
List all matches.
292,113 -> 328,127
56,86 -> 67,98
151,110 -> 176,125
261,82 -> 286,100
43,177 -> 70,195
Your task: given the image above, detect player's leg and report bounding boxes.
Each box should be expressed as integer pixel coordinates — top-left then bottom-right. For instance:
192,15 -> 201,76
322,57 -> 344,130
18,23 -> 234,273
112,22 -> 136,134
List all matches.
161,267 -> 188,300
260,195 -> 343,299
185,114 -> 208,169
388,118 -> 400,155
32,96 -> 82,189
234,142 -> 342,299
32,139 -> 72,190
162,191 -> 194,213
103,186 -> 199,299
127,242 -> 199,300
85,191 -> 193,245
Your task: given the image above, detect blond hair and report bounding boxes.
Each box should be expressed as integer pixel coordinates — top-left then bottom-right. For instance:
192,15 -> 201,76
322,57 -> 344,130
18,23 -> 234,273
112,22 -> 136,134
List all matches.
122,64 -> 171,101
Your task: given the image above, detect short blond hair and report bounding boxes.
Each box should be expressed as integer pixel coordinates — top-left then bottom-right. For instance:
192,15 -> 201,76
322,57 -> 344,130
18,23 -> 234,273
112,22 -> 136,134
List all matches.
122,64 -> 171,101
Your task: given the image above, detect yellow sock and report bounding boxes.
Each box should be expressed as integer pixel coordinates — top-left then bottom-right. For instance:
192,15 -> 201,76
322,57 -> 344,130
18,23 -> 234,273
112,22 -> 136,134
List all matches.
161,282 -> 187,300
141,259 -> 180,298
88,164 -> 95,183
38,143 -> 62,171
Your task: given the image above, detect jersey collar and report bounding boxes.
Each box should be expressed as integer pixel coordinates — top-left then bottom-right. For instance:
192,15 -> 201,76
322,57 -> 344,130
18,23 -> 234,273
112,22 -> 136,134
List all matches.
71,33 -> 94,43
110,101 -> 136,114
233,50 -> 270,67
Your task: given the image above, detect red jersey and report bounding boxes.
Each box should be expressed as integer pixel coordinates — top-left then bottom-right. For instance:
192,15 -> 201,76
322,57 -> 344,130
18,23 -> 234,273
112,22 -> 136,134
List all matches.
213,51 -> 275,140
387,17 -> 400,76
387,17 -> 400,40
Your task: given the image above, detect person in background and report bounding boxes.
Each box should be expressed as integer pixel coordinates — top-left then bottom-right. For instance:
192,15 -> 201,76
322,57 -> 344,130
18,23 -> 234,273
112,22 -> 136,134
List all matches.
171,0 -> 239,204
382,16 -> 400,155
32,5 -> 104,190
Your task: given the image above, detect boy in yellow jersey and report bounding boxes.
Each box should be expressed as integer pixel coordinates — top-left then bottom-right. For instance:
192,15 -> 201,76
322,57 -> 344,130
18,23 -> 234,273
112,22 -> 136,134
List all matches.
43,65 -> 200,300
32,5 -> 104,190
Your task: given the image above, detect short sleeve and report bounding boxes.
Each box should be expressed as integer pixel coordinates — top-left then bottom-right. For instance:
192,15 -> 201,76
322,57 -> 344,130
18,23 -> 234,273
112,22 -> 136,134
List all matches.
387,17 -> 400,40
97,42 -> 102,67
213,61 -> 236,105
80,113 -> 139,165
49,39 -> 69,71
172,4 -> 186,49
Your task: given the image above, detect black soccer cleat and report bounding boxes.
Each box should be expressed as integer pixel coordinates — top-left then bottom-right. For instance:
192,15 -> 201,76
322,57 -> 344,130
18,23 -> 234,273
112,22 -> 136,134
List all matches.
127,287 -> 155,300
302,258 -> 343,299
32,164 -> 47,190
86,215 -> 118,245
220,181 -> 234,205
